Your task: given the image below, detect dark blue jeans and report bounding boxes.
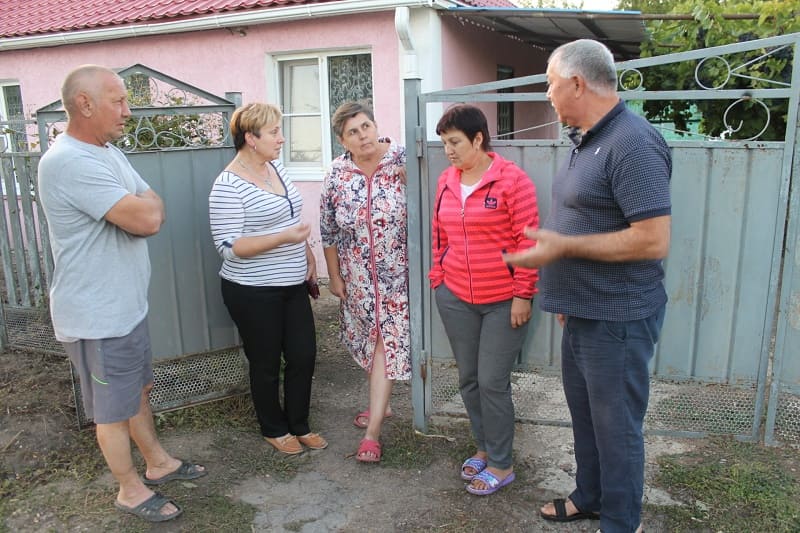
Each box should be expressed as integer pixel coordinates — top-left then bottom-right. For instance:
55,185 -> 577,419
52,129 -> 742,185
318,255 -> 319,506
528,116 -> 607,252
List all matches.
561,306 -> 665,533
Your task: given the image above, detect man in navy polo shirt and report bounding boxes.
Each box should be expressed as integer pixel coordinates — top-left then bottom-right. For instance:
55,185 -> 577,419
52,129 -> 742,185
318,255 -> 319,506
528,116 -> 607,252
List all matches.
504,39 -> 671,533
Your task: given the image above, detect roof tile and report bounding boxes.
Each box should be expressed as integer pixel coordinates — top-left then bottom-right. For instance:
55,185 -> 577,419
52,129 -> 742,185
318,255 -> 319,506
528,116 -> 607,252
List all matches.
0,0 -> 336,38
0,0 -> 520,38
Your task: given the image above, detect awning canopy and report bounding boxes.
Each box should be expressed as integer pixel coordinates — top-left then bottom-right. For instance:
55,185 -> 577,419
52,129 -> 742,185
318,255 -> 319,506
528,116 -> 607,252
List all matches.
443,7 -> 647,60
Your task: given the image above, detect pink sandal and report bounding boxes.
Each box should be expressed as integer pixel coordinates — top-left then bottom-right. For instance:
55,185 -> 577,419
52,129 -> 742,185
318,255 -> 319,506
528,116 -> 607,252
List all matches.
356,438 -> 382,463
353,408 -> 393,429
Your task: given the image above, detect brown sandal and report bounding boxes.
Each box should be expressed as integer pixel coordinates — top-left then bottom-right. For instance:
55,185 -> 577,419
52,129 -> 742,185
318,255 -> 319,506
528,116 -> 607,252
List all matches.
264,434 -> 303,454
297,432 -> 328,450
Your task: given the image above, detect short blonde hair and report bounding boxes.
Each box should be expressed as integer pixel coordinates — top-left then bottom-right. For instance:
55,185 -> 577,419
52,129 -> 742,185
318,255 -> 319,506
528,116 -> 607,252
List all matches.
230,102 -> 282,150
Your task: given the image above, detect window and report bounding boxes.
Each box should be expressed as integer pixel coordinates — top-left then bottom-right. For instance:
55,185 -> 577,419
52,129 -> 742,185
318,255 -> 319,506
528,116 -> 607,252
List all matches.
497,66 -> 514,140
277,52 -> 373,175
1,83 -> 26,152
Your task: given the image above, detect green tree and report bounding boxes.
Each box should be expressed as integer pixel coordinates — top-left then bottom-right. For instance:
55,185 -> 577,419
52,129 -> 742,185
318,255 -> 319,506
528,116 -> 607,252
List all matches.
618,0 -> 799,140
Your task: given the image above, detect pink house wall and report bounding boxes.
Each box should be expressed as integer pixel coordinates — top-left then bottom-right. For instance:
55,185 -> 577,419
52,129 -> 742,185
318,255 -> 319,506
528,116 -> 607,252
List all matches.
439,18 -> 558,140
0,12 -> 402,136
0,12 -> 401,276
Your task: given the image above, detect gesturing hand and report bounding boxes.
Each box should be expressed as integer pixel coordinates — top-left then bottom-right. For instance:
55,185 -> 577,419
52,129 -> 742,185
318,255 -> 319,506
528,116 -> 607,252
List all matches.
502,228 -> 567,269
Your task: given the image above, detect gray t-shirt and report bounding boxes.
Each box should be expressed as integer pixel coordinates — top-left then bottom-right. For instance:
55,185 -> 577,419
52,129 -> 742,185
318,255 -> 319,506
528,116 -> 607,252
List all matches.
38,133 -> 151,341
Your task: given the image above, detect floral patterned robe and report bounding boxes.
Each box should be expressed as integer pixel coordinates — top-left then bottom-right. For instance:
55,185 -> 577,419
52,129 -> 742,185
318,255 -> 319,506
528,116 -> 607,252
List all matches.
320,140 -> 411,380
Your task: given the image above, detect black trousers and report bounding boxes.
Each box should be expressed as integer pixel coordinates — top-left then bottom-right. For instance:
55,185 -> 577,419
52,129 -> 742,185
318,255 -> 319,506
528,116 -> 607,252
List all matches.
221,278 -> 317,438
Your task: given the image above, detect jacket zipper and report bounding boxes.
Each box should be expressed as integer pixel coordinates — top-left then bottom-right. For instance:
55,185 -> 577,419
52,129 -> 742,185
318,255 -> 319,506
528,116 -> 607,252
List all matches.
459,192 -> 475,303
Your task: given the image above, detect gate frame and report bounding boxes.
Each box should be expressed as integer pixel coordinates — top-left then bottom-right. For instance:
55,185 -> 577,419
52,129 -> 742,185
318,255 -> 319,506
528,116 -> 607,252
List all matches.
405,33 -> 800,445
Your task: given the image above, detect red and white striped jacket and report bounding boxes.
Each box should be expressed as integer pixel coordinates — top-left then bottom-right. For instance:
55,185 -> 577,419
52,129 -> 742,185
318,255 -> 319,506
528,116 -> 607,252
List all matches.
429,152 -> 539,304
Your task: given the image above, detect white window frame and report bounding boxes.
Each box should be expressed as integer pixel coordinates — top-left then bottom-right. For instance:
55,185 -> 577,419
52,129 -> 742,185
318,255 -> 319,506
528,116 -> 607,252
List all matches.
0,82 -> 24,154
0,82 -> 24,195
268,48 -> 373,182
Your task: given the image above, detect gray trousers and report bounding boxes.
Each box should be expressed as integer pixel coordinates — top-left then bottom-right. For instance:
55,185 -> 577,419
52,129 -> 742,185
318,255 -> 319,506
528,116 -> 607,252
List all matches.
435,283 -> 529,469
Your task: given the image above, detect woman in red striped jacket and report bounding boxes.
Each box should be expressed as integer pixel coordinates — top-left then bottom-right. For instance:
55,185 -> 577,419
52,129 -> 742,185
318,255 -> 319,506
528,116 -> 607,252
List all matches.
429,104 -> 539,496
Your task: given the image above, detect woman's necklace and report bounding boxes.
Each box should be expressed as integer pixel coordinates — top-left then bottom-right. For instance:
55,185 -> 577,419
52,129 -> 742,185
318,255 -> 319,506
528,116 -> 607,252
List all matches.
236,157 -> 275,190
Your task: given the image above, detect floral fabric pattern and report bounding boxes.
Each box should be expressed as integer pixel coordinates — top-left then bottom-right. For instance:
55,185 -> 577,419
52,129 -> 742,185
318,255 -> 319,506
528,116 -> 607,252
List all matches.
320,140 -> 410,380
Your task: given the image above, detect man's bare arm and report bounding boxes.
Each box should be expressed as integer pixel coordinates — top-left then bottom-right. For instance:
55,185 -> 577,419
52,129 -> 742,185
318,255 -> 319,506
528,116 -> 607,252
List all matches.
104,188 -> 165,237
503,215 -> 671,269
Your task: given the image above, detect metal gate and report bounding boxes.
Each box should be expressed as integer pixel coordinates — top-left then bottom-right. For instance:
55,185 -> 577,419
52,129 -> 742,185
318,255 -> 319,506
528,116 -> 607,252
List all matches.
0,65 -> 245,423
405,34 -> 800,446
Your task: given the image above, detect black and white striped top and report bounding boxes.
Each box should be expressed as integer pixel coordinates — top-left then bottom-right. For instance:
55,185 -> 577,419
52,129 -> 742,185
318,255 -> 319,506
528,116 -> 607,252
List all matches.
208,160 -> 307,287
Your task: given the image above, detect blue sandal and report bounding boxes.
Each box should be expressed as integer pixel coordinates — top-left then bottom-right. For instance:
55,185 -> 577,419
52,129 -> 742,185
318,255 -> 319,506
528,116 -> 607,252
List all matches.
465,469 -> 515,496
460,457 -> 487,481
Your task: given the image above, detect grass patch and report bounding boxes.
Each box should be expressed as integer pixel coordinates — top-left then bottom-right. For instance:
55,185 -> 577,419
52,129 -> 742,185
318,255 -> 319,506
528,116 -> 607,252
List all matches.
380,420 -> 474,470
651,436 -> 800,532
0,428 -> 106,518
210,429 -> 307,482
154,394 -> 255,432
124,490 -> 256,533
1,399 -> 265,532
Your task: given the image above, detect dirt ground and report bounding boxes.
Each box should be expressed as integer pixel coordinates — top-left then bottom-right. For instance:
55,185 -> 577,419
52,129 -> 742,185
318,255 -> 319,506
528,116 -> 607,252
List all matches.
1,289 -> 704,532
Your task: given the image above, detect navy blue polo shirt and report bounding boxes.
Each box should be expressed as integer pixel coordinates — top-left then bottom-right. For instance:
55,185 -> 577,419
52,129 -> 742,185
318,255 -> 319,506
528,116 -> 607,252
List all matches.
538,101 -> 672,321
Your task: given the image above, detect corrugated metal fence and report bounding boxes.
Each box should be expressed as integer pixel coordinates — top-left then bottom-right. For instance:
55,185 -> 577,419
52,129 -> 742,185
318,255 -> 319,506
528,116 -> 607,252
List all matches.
404,34 -> 800,446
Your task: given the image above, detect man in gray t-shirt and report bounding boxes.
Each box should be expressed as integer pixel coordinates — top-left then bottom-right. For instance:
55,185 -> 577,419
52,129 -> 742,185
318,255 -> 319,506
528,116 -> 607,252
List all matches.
39,133 -> 151,341
38,65 -> 205,523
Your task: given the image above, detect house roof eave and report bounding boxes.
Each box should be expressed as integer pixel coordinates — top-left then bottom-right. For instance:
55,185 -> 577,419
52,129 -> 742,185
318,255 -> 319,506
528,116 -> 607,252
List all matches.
442,6 -> 648,60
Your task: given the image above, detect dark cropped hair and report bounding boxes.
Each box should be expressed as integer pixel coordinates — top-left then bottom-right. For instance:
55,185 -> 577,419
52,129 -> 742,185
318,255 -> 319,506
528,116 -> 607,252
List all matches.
331,100 -> 375,139
435,104 -> 491,152
230,102 -> 282,151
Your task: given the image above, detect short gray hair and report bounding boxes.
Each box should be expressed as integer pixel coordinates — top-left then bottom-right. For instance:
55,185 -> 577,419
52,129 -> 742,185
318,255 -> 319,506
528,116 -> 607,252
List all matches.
548,40 -> 617,96
61,65 -> 118,119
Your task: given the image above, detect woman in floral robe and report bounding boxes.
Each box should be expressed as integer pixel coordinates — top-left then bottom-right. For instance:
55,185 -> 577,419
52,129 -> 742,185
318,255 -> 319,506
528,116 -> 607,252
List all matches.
320,101 -> 410,463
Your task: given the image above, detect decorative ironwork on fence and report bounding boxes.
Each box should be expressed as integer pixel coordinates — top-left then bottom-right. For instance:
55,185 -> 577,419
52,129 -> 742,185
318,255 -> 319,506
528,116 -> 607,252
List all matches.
36,64 -> 234,153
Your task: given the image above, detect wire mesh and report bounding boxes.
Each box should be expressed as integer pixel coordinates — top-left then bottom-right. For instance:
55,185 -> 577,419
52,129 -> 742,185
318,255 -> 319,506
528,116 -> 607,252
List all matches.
149,348 -> 248,411
5,305 -> 63,355
71,347 -> 248,428
774,389 -> 800,446
430,359 -> 775,439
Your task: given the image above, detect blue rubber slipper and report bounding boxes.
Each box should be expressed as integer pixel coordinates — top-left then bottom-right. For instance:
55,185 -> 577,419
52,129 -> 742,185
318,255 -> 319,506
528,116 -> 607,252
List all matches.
465,470 -> 515,496
460,457 -> 488,481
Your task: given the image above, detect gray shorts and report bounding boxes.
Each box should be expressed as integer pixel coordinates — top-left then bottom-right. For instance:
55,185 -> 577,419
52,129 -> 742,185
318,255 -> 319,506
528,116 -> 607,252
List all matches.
63,319 -> 154,424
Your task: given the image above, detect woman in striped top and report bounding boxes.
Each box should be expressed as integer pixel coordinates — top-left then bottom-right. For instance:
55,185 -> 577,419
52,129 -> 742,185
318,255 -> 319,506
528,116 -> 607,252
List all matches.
429,104 -> 539,495
209,103 -> 326,455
